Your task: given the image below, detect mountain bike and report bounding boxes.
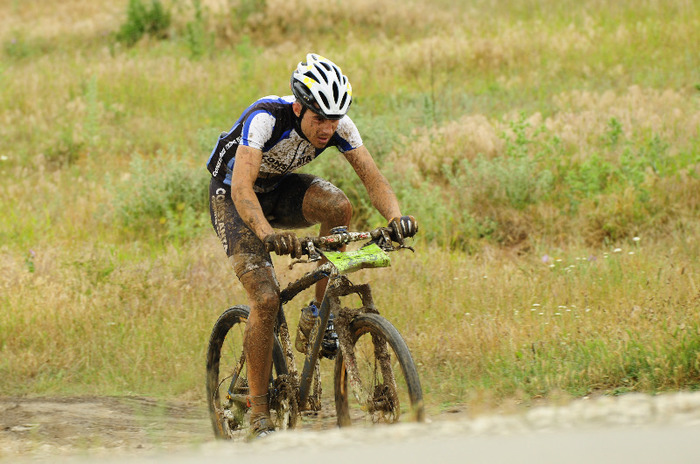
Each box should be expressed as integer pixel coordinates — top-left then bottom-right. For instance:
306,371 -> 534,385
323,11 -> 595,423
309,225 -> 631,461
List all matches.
205,226 -> 425,439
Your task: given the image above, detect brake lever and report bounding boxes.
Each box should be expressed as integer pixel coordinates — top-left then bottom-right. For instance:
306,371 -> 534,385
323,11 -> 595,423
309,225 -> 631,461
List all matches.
288,240 -> 323,269
383,227 -> 418,252
365,228 -> 412,252
397,243 -> 416,253
288,258 -> 310,270
376,228 -> 395,251
305,240 -> 323,261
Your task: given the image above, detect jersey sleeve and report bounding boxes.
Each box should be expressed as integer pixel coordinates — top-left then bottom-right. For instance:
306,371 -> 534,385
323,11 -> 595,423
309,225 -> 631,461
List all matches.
240,111 -> 276,151
334,115 -> 363,153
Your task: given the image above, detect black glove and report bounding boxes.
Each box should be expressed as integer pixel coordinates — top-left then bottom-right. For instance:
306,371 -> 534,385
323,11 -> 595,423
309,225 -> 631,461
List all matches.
388,216 -> 418,242
263,232 -> 303,259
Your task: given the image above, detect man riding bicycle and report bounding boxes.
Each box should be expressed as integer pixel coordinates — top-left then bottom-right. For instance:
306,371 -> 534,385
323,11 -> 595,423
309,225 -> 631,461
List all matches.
206,53 -> 418,438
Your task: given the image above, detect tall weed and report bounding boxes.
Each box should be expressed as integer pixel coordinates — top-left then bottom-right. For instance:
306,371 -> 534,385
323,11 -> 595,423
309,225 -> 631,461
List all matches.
184,0 -> 213,59
109,154 -> 209,240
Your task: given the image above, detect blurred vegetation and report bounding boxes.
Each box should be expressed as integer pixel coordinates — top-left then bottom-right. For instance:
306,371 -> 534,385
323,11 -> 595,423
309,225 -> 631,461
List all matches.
116,0 -> 172,46
1,0 -> 699,409
3,0 -> 697,249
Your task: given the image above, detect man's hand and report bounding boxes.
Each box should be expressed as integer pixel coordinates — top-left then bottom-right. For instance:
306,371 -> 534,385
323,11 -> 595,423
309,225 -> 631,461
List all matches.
388,216 -> 418,242
263,232 -> 303,259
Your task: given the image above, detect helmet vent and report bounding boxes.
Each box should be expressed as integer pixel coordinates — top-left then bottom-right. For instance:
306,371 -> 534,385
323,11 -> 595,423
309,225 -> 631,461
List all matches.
303,71 -> 319,84
333,66 -> 342,83
332,82 -> 339,101
318,92 -> 330,109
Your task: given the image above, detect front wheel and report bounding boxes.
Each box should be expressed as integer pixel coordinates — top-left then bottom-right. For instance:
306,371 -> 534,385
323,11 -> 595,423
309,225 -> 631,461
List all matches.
205,305 -> 293,440
334,313 -> 425,426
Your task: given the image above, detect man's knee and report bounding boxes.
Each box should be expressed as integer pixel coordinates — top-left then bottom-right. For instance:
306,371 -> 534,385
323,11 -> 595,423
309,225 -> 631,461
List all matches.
334,193 -> 353,225
255,288 -> 280,315
239,268 -> 280,322
303,179 -> 353,226
324,193 -> 352,226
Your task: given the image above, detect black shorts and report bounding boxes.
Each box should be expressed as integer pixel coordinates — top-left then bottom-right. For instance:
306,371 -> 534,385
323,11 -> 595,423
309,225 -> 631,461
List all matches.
209,174 -> 332,278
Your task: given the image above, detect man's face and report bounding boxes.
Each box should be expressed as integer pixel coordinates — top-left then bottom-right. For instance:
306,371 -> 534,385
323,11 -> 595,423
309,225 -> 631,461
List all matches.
293,102 -> 340,149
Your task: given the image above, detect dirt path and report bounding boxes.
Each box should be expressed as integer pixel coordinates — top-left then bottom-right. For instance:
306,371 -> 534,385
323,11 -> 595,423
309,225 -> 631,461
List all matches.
0,396 -> 210,457
2,392 -> 700,463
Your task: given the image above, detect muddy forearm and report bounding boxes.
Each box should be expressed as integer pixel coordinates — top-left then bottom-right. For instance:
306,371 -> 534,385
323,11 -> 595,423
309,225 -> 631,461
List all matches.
346,146 -> 402,220
365,173 -> 402,221
231,186 -> 274,240
231,145 -> 274,241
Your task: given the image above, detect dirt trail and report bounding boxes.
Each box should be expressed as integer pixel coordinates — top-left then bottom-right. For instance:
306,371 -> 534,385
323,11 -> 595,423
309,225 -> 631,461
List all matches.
2,392 -> 700,463
0,396 -> 210,458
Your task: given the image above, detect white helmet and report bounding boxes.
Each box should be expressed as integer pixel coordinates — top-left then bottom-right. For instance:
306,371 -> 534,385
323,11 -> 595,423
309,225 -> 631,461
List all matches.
290,53 -> 352,120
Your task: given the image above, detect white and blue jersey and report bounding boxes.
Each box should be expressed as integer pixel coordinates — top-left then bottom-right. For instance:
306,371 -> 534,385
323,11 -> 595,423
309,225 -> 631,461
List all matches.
206,95 -> 363,193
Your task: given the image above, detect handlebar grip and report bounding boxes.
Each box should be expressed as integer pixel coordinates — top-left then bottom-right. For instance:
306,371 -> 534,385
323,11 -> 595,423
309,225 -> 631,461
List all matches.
265,237 -> 314,257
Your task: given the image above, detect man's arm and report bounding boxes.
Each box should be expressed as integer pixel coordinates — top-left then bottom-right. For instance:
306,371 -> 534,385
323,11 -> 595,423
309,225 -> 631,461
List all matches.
343,145 -> 402,221
230,145 -> 274,241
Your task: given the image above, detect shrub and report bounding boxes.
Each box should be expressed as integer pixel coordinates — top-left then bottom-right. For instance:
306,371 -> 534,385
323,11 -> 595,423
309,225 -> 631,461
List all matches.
110,154 -> 209,240
116,0 -> 172,47
184,0 -> 214,59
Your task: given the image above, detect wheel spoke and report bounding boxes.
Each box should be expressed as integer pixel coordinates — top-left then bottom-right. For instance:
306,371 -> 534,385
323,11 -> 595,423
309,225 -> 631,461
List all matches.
206,306 -> 293,440
334,313 -> 424,426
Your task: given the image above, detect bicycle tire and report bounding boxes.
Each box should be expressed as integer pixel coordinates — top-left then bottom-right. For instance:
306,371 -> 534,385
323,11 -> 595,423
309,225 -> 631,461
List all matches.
334,312 -> 425,426
205,305 -> 290,439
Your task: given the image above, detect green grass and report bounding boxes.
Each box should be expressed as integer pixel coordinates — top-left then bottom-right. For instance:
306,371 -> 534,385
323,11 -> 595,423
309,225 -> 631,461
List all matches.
1,0 -> 699,414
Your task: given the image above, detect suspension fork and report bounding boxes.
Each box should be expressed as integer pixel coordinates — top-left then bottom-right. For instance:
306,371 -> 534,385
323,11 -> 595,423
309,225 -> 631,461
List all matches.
274,302 -> 298,377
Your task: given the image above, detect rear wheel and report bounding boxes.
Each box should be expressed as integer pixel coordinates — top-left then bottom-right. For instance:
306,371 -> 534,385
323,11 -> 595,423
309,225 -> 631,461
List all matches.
334,313 -> 424,426
206,305 -> 293,440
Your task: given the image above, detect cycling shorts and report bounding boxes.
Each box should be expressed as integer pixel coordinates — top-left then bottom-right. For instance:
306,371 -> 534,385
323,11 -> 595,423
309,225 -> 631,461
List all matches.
209,174 -> 331,279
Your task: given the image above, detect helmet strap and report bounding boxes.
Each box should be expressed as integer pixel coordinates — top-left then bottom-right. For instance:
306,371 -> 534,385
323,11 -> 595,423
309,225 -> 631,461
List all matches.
293,104 -> 311,142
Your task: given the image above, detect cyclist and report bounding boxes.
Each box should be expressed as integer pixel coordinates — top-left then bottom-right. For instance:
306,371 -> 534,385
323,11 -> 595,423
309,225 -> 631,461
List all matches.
206,53 -> 417,438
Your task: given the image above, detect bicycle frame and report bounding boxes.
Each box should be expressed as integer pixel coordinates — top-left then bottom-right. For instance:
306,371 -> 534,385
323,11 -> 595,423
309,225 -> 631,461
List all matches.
272,236 -> 395,411
273,262 -> 330,410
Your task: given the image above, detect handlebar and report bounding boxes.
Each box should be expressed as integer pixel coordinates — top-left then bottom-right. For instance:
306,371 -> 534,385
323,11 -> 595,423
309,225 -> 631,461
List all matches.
304,227 -> 391,250
265,226 -> 403,257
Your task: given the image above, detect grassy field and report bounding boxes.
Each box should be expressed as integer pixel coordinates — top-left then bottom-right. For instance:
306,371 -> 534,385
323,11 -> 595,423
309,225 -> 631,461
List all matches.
1,0 -> 699,414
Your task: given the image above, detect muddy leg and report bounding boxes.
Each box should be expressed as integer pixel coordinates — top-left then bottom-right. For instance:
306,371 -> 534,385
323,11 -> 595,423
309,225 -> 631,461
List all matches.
302,180 -> 352,302
239,267 -> 280,417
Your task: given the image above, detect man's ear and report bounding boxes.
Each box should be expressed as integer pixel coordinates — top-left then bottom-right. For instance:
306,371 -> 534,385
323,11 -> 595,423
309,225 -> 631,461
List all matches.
292,101 -> 302,117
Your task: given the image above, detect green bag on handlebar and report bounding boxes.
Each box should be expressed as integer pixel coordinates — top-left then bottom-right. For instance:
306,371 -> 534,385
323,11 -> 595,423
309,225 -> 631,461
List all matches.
322,243 -> 391,274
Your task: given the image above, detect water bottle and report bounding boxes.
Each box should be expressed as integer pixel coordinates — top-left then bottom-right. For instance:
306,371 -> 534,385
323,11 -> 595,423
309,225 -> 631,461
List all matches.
295,302 -> 319,353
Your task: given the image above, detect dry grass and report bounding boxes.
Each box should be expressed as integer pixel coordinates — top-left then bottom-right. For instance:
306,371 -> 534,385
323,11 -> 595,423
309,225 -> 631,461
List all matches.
391,86 -> 700,176
2,232 -> 698,411
0,235 -> 236,396
1,0 -> 699,412
394,235 -> 700,407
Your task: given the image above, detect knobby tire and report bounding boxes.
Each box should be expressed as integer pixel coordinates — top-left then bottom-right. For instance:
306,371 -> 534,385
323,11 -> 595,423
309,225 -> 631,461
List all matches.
205,305 -> 288,440
334,313 -> 425,426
